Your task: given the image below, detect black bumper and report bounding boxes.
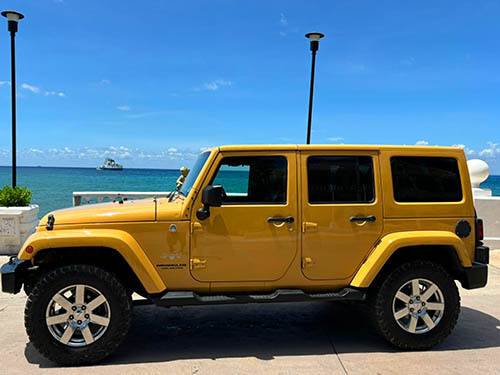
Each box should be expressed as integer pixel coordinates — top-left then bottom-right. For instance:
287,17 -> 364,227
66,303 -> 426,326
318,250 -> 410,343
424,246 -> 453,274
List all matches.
1,257 -> 33,294
461,262 -> 488,289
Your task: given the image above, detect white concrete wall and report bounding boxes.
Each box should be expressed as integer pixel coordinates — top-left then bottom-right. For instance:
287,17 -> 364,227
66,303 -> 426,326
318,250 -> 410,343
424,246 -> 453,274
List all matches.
0,205 -> 39,255
474,197 -> 500,250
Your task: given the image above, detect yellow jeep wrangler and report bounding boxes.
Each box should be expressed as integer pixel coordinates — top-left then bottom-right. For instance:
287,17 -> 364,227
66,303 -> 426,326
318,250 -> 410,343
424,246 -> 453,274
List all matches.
1,145 -> 489,365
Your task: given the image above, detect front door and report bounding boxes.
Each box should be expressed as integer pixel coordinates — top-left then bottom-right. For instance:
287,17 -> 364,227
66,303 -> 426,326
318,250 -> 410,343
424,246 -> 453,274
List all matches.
190,152 -> 298,282
300,151 -> 383,280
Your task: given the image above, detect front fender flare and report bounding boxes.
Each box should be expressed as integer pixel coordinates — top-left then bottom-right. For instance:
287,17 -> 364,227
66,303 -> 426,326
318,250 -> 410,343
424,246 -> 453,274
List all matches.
350,231 -> 472,288
18,229 -> 166,294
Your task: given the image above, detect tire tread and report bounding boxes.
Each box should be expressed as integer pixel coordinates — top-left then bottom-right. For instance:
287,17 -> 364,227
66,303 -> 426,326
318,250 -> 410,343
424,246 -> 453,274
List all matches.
368,260 -> 460,350
25,264 -> 132,365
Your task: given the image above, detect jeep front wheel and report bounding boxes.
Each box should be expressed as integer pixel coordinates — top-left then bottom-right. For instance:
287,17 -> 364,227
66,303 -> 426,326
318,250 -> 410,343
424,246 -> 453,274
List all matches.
369,260 -> 460,350
25,264 -> 132,365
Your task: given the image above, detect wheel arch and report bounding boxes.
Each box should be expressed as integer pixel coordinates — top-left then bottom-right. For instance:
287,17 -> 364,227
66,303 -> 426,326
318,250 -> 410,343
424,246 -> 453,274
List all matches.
351,231 -> 472,288
31,247 -> 149,296
18,229 -> 166,294
365,245 -> 463,288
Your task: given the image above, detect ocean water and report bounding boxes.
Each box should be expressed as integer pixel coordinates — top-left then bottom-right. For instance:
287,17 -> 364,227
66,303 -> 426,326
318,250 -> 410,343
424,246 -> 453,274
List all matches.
0,166 -> 179,218
1,166 -> 499,219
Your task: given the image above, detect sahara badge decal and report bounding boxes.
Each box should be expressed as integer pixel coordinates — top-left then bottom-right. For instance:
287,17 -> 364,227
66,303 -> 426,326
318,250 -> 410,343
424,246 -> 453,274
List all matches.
156,263 -> 187,270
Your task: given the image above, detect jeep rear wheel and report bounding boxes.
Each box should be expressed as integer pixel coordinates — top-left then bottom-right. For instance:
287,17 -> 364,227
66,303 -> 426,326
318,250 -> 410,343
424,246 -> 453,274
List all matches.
369,260 -> 460,350
25,264 -> 132,365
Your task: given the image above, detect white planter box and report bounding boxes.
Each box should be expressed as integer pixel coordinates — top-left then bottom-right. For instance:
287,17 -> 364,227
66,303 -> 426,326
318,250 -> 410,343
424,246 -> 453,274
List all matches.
0,205 -> 39,255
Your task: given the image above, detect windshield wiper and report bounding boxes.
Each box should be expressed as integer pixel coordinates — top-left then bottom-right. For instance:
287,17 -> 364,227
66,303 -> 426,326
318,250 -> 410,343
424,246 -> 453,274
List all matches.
168,190 -> 185,202
168,190 -> 178,202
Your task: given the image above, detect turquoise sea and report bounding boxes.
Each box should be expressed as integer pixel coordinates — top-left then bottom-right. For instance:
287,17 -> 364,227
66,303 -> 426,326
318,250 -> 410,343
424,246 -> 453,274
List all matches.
1,166 -> 500,219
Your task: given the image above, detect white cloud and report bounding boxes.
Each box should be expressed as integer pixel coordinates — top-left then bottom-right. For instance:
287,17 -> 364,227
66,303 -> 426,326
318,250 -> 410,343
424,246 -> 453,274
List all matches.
328,137 -> 344,142
280,13 -> 288,26
415,140 -> 429,146
478,142 -> 499,158
0,81 -> 11,86
117,105 -> 131,111
100,79 -> 111,85
21,83 -> 40,93
16,145 -> 203,164
196,79 -> 233,91
279,31 -> 287,37
44,91 -> 65,97
20,82 -> 65,97
203,82 -> 219,91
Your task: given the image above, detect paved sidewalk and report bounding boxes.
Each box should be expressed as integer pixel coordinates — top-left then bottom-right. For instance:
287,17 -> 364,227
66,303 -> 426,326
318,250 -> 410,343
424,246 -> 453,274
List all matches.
0,254 -> 499,375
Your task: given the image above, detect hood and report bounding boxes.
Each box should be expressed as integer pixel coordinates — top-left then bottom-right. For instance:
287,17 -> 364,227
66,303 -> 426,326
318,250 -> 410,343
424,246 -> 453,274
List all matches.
38,198 -> 181,227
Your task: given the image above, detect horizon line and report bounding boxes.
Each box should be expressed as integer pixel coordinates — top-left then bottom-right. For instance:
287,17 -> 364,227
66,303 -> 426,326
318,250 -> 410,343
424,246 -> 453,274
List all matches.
0,165 -> 181,171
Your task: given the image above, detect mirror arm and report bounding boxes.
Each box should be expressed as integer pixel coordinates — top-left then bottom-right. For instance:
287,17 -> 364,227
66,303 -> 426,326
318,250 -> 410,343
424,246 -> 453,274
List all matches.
196,204 -> 210,220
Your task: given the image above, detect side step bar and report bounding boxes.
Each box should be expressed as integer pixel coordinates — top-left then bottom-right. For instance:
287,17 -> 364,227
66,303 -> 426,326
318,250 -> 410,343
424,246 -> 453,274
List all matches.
153,287 -> 365,307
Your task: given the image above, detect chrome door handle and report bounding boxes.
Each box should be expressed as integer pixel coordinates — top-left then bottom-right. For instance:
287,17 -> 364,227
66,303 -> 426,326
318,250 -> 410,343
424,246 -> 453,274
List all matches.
350,215 -> 376,223
267,216 -> 294,224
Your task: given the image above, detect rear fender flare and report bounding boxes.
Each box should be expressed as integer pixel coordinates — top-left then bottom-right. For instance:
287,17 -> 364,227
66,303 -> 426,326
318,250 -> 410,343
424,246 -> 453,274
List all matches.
350,231 -> 471,288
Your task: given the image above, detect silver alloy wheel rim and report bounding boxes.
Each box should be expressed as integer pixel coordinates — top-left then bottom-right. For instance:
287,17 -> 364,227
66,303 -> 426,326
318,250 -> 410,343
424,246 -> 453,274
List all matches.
392,278 -> 445,334
45,284 -> 111,347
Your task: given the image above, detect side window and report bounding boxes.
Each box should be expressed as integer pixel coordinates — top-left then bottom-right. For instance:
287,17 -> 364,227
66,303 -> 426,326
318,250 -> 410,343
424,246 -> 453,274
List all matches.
212,156 -> 287,204
307,156 -> 375,204
391,156 -> 462,202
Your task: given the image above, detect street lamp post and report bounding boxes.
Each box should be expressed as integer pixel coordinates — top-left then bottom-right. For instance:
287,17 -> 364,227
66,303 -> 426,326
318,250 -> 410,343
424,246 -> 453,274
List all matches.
305,32 -> 324,145
1,10 -> 24,188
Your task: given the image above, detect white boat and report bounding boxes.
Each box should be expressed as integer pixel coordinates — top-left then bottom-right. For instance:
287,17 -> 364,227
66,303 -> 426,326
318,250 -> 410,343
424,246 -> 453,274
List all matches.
97,158 -> 123,171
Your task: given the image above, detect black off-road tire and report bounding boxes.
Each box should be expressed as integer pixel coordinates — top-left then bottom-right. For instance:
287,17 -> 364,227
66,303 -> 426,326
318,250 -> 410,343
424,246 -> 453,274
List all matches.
368,260 -> 460,350
25,264 -> 132,366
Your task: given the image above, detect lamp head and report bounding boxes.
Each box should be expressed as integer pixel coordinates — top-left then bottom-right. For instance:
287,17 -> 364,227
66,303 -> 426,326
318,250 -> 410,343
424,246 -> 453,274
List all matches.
305,32 -> 324,52
1,10 -> 24,33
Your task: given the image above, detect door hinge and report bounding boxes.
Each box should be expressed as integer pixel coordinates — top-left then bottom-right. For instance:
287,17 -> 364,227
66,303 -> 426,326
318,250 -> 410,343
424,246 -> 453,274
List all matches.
191,222 -> 202,234
302,257 -> 314,268
302,222 -> 318,233
190,258 -> 207,270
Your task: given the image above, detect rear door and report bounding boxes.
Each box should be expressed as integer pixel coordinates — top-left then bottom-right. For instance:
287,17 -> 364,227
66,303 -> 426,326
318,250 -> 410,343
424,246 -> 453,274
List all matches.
300,151 -> 383,280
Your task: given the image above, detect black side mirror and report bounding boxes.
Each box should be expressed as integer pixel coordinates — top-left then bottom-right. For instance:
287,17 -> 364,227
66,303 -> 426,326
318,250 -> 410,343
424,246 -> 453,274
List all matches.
202,185 -> 224,207
196,185 -> 225,220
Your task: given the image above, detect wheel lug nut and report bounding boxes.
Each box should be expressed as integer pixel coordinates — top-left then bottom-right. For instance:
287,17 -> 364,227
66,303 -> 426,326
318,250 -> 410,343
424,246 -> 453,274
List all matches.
69,315 -> 74,320
85,314 -> 89,319
72,306 -> 77,311
82,305 -> 86,310
409,300 -> 413,304
77,320 -> 82,324
422,302 -> 426,306
417,310 -> 421,313
410,308 -> 414,312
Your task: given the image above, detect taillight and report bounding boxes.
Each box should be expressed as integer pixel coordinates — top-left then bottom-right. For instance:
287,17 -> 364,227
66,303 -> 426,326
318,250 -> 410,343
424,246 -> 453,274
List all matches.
476,219 -> 484,241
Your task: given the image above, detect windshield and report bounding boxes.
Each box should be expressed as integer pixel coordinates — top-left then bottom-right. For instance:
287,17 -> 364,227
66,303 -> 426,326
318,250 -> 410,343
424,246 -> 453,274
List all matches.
178,151 -> 211,197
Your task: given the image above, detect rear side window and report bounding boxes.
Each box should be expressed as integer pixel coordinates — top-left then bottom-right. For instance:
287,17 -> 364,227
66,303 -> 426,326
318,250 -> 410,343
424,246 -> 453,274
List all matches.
391,157 -> 462,202
212,156 -> 287,204
307,156 -> 375,204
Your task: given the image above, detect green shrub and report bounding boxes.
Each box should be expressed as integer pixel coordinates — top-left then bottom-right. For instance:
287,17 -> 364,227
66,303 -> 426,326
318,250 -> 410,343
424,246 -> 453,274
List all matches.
0,186 -> 33,207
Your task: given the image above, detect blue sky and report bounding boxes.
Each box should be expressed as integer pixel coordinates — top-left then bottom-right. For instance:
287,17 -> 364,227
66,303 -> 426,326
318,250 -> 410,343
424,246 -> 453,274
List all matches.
0,0 -> 499,172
